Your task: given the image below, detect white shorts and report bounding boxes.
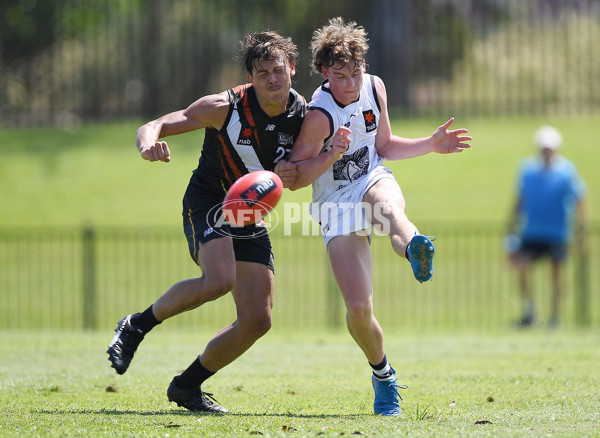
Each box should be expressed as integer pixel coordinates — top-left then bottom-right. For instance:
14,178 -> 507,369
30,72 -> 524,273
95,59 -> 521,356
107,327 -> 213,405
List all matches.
310,166 -> 396,247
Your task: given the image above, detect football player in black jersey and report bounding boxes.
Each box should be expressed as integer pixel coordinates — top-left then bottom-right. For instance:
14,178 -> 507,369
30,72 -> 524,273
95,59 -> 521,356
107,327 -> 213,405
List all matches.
107,31 -> 306,413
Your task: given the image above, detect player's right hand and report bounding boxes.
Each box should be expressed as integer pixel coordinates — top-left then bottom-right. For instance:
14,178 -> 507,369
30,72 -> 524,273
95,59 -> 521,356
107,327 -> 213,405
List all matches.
140,141 -> 171,162
330,126 -> 351,161
274,159 -> 297,188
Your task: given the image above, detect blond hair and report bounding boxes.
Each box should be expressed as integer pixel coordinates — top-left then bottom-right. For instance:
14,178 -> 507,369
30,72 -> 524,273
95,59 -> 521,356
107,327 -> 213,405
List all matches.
311,17 -> 369,74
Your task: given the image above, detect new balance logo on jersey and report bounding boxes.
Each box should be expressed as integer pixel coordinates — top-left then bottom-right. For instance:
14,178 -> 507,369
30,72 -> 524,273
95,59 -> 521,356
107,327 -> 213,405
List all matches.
237,126 -> 256,146
265,124 -> 276,131
362,110 -> 377,132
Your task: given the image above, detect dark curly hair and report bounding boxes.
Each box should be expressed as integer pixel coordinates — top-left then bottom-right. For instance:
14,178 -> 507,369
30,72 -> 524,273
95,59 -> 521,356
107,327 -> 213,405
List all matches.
239,31 -> 299,74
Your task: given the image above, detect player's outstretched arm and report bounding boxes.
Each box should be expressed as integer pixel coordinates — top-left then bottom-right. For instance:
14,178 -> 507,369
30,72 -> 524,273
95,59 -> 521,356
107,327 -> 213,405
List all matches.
136,91 -> 230,163
373,76 -> 471,160
377,116 -> 471,160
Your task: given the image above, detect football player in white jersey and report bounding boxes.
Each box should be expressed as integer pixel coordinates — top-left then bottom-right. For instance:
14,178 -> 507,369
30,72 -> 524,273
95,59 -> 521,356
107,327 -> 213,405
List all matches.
289,17 -> 471,416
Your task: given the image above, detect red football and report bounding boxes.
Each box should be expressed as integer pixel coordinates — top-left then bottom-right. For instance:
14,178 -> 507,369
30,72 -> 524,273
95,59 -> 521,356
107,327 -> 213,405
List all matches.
222,170 -> 283,226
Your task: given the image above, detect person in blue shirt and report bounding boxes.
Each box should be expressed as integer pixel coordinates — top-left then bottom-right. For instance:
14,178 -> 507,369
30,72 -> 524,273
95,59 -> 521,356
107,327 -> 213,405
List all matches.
507,126 -> 586,328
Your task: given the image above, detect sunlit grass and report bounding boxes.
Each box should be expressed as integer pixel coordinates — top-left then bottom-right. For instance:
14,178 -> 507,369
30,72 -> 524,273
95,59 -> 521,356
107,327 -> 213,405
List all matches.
0,330 -> 599,437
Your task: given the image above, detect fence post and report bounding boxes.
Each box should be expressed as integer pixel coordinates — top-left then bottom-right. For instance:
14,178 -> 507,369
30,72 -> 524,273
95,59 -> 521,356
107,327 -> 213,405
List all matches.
82,226 -> 97,330
574,250 -> 590,326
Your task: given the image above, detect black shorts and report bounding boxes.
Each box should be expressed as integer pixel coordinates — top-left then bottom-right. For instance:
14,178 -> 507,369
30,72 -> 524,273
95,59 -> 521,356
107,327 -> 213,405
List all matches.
182,193 -> 274,272
519,239 -> 567,263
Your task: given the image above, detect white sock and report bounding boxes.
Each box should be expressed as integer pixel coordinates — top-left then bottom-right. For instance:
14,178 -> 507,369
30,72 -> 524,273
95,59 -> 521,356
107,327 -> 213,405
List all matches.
371,359 -> 394,381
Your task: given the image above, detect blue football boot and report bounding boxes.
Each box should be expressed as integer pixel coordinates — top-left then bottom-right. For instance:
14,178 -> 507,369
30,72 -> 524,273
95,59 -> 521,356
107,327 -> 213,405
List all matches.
408,234 -> 436,283
372,367 -> 407,416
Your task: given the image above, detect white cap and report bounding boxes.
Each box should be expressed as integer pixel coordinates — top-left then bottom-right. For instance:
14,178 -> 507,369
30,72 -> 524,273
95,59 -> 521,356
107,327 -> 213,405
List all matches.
534,125 -> 562,150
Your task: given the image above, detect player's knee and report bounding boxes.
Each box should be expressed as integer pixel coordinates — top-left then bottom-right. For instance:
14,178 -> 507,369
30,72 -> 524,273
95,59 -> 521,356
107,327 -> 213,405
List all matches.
203,273 -> 235,301
240,312 -> 272,338
253,317 -> 272,338
345,298 -> 373,322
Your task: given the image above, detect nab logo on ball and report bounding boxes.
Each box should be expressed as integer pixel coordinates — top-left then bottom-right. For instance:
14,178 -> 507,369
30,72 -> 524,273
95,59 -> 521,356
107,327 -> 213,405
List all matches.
240,178 -> 277,207
221,171 -> 283,227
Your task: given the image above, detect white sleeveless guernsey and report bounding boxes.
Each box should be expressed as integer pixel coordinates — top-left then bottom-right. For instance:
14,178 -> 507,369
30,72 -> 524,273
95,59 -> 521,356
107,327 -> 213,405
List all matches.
308,73 -> 395,245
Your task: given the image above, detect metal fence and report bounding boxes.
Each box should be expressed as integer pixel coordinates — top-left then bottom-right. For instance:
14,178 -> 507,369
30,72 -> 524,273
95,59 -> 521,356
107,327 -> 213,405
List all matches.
1,0 -> 599,126
1,224 -> 598,332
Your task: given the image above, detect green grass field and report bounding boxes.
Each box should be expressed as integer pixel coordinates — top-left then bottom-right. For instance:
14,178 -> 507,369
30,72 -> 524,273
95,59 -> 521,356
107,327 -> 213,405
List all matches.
1,115 -> 598,228
1,330 -> 599,437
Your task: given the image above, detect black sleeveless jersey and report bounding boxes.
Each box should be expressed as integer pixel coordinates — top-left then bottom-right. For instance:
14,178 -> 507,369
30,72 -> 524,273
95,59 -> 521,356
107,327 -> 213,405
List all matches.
187,84 -> 306,199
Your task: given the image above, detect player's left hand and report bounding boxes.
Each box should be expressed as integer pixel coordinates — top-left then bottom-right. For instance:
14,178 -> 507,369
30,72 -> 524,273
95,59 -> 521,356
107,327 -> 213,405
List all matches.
274,159 -> 297,188
431,118 -> 472,154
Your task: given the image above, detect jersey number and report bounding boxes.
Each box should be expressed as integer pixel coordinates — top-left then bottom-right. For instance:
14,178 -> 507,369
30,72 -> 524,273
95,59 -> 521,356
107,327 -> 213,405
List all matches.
274,146 -> 291,164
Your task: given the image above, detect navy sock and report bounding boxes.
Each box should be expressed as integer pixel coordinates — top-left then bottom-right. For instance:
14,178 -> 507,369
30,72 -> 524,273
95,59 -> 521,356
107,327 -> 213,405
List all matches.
131,305 -> 161,333
176,358 -> 215,389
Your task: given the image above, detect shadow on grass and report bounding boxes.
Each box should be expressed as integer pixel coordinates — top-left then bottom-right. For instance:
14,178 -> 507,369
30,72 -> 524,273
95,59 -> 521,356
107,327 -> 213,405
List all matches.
32,407 -> 372,419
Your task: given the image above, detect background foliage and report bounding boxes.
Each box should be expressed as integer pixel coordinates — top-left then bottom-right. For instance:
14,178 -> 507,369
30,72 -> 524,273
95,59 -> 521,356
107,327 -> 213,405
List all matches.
1,0 -> 599,126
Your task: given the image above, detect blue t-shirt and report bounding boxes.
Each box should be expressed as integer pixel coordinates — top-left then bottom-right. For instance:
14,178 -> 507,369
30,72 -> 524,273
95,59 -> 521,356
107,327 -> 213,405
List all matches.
517,155 -> 585,243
